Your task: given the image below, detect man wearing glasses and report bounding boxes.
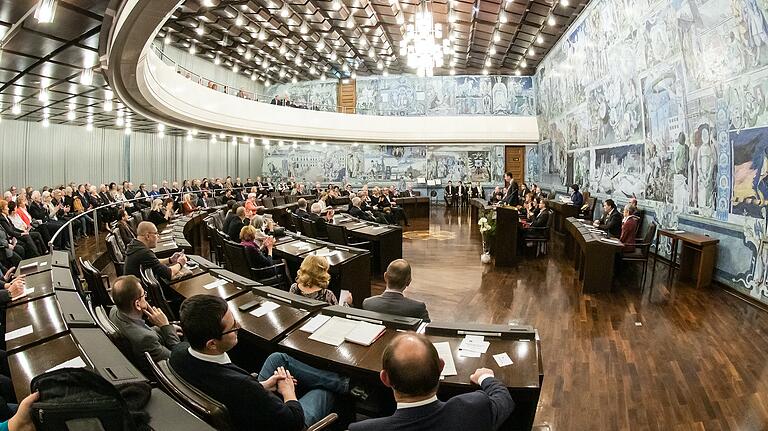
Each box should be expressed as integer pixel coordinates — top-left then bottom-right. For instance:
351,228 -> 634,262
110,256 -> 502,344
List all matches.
124,221 -> 187,281
108,275 -> 181,373
170,295 -> 355,431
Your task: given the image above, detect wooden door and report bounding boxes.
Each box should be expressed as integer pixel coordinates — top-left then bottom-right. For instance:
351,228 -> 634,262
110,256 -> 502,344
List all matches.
505,146 -> 525,185
337,80 -> 356,113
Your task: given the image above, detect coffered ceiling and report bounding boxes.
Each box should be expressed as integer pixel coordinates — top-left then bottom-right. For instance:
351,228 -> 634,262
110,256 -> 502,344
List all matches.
160,0 -> 590,84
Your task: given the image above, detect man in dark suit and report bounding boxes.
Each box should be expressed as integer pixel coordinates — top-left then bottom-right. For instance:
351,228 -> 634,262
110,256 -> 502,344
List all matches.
349,332 -> 514,431
444,181 -> 456,207
294,198 -> 310,219
227,207 -> 247,242
109,275 -> 181,374
362,259 -> 429,322
170,295 -> 352,431
500,172 -> 519,206
349,197 -> 376,222
593,199 -> 622,237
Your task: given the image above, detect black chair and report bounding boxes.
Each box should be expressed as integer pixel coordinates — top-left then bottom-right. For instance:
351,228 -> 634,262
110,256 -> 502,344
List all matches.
105,234 -> 125,276
144,352 -> 235,431
221,239 -> 291,289
300,218 -> 319,238
92,304 -> 152,378
141,207 -> 152,221
524,210 -> 553,257
79,257 -> 114,308
326,224 -> 370,249
578,197 -> 597,221
262,197 -> 274,209
274,196 -> 286,206
212,228 -> 229,267
204,218 -> 222,264
621,222 -> 658,289
140,267 -> 177,321
291,214 -> 306,235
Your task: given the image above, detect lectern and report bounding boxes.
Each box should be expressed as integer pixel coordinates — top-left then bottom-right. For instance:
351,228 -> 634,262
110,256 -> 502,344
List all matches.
495,206 -> 519,267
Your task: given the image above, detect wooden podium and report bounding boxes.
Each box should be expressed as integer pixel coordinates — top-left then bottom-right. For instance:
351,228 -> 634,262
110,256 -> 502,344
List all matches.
494,206 -> 519,267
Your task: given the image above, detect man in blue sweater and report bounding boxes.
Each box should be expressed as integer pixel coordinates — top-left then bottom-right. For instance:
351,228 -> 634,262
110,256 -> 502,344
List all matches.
350,332 -> 515,431
169,295 -> 351,430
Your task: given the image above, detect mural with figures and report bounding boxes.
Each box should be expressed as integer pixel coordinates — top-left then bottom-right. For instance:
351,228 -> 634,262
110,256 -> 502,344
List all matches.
535,0 -> 768,303
356,75 -> 535,116
264,81 -> 337,111
262,144 -> 526,186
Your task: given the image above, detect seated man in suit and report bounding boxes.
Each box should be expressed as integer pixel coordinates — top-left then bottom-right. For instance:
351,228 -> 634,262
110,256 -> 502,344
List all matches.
109,275 -> 181,371
294,198 -> 310,219
349,332 -> 514,431
222,201 -> 239,234
593,199 -> 622,237
308,203 -> 331,237
227,206 -> 248,242
523,199 -> 550,241
470,182 -> 484,200
363,259 -> 430,322
349,197 -> 376,222
124,221 -> 187,282
170,295 -> 353,431
456,181 -> 468,207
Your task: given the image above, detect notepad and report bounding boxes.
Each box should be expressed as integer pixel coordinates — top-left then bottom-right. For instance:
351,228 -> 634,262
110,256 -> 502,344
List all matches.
308,316 -> 385,347
250,301 -> 280,317
47,356 -> 87,373
160,235 -> 173,241
599,238 -> 622,245
433,342 -> 457,377
300,315 -> 332,333
203,279 -> 228,290
162,228 -> 172,234
458,350 -> 481,358
5,325 -> 33,341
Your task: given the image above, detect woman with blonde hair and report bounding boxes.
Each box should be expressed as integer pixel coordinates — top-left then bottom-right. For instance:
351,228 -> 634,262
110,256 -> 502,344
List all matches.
289,255 -> 352,305
181,193 -> 197,215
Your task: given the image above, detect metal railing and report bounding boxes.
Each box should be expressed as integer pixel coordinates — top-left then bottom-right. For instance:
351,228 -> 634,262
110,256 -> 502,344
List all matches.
48,187 -> 254,258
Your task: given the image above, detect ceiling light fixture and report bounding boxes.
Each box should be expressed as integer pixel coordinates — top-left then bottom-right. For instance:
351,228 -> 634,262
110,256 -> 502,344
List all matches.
79,68 -> 94,86
196,23 -> 205,35
521,59 -> 527,67
500,14 -> 508,24
164,33 -> 172,45
536,34 -> 544,44
214,54 -> 221,65
493,32 -> 501,42
202,0 -> 215,6
547,15 -> 556,26
561,0 -> 570,6
34,0 -> 58,24
235,14 -> 244,26
404,0 -> 450,77
103,90 -> 114,112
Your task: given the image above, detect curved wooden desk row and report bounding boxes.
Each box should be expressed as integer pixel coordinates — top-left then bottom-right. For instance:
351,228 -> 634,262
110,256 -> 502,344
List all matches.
6,254 -> 215,430
168,256 -> 543,431
564,217 -> 624,293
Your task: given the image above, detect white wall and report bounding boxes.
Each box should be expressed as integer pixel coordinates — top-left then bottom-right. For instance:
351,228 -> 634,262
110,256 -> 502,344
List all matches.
0,119 -> 263,189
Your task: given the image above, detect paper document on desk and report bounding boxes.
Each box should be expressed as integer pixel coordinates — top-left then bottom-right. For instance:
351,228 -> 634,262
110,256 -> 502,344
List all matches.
338,290 -> 352,305
5,325 -> 33,341
459,337 -> 490,354
300,315 -> 332,333
250,301 -> 280,317
599,238 -> 622,245
203,279 -> 229,290
433,342 -> 457,377
344,321 -> 386,346
309,316 -> 360,346
47,356 -> 87,373
39,262 -> 48,267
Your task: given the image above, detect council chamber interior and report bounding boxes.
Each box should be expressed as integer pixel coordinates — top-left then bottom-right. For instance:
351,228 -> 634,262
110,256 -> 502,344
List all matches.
0,0 -> 762,430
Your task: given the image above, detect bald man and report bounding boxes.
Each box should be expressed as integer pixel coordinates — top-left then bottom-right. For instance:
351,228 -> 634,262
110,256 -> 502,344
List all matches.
124,221 -> 187,281
349,332 -> 514,431
362,259 -> 430,322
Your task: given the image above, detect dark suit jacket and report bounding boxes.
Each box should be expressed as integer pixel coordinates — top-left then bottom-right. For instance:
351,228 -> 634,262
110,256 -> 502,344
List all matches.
348,206 -> 375,222
0,215 -> 24,239
227,218 -> 246,242
531,209 -> 549,228
500,184 -> 519,206
598,209 -> 623,237
349,377 -> 514,431
294,208 -> 310,219
170,344 -> 305,431
362,291 -> 430,322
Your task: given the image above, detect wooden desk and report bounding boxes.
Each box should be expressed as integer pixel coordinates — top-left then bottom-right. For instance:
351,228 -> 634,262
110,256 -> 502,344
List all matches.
8,271 -> 55,307
172,272 -> 249,301
346,222 -> 402,276
69,327 -> 148,387
228,292 -> 313,343
15,250 -> 70,276
565,217 -> 624,293
299,244 -> 372,307
393,196 -> 430,219
494,206 -> 519,267
5,295 -> 68,353
152,240 -> 180,259
55,290 -> 96,328
654,229 -> 720,288
275,238 -> 323,256
187,254 -> 221,271
549,200 -> 580,235
8,333 -> 90,400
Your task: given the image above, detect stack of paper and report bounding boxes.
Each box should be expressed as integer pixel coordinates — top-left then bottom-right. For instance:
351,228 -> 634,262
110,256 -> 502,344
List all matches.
308,316 -> 386,347
203,279 -> 229,290
458,335 -> 490,358
300,315 -> 332,333
433,342 -> 457,377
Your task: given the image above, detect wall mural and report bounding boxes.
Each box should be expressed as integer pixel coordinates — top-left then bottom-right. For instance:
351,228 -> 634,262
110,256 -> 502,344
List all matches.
264,81 -> 337,111
262,144 -> 523,186
535,0 -> 768,303
356,75 -> 535,116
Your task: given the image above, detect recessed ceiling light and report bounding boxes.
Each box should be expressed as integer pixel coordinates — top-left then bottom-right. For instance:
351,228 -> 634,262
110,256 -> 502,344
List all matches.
521,59 -> 527,67
482,68 -> 489,75
500,14 -> 507,24
561,0 -> 570,6
484,58 -> 491,66
34,0 -> 58,23
547,15 -> 556,26
493,33 -> 501,42
536,34 -> 544,44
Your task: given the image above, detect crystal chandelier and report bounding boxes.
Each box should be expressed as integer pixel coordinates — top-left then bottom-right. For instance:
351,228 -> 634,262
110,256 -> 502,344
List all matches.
401,0 -> 450,77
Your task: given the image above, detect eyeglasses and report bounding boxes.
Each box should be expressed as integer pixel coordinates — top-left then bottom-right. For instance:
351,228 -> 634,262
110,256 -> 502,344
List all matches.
220,320 -> 241,337
135,291 -> 147,301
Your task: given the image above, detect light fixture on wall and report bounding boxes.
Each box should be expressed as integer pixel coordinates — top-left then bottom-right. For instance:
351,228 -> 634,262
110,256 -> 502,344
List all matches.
11,102 -> 20,115
34,0 -> 58,24
164,33 -> 172,45
231,136 -> 237,146
196,22 -> 205,36
67,103 -> 76,121
403,0 -> 451,77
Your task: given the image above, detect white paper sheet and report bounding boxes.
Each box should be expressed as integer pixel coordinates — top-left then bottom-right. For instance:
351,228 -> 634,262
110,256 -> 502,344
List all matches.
493,352 -> 514,367
458,350 -> 481,358
39,262 -> 48,267
299,315 -> 332,333
433,342 -> 457,377
308,316 -> 359,346
203,279 -> 229,290
459,338 -> 490,354
338,290 -> 352,305
344,321 -> 385,346
250,301 -> 280,317
5,325 -> 33,341
47,356 -> 87,373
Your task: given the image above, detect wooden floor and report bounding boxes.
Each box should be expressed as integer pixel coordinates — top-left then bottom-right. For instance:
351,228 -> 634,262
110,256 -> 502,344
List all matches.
79,207 -> 768,431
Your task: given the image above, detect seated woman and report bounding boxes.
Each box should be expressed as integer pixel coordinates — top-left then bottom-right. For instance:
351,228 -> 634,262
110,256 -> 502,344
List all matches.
181,193 -> 197,215
7,200 -> 47,253
249,215 -> 273,249
116,209 -> 136,246
147,198 -> 169,226
519,192 -> 538,221
289,255 -> 352,306
239,225 -> 276,277
620,204 -> 641,253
